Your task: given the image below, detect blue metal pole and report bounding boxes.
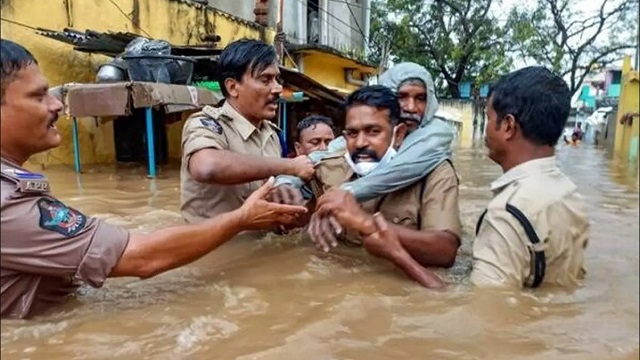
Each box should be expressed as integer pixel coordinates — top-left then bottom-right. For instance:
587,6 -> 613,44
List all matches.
145,107 -> 156,178
282,103 -> 288,156
72,117 -> 81,173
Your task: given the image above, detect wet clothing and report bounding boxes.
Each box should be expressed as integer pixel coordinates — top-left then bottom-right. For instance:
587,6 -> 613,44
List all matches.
572,128 -> 584,141
0,158 -> 130,319
471,157 -> 589,288
180,102 -> 282,223
275,62 -> 454,203
308,150 -> 461,244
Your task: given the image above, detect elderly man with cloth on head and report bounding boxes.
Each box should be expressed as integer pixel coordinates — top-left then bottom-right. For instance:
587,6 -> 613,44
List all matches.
269,63 -> 461,287
272,62 -> 456,209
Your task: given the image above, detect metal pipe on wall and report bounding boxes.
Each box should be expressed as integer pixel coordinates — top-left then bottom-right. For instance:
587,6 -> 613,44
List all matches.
345,68 -> 366,86
363,0 -> 371,57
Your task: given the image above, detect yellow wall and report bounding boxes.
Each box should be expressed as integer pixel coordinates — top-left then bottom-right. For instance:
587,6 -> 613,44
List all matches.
1,0 -> 274,167
303,56 -> 353,91
300,53 -> 373,92
438,100 -> 475,148
614,56 -> 640,165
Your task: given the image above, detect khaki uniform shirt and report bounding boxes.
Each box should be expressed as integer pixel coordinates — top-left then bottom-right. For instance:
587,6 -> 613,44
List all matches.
180,102 -> 283,223
0,158 -> 130,319
309,150 -> 462,244
471,157 -> 589,288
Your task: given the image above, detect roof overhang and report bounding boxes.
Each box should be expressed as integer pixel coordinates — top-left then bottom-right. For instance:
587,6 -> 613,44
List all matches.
285,43 -> 377,74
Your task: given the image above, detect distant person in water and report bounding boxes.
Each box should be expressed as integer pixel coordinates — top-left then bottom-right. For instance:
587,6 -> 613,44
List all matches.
573,122 -> 584,141
564,133 -> 581,146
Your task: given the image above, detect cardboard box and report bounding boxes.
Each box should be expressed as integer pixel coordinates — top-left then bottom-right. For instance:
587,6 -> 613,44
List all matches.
56,81 -> 221,117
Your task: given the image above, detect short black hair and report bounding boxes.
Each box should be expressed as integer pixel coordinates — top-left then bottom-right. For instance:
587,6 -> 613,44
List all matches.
216,38 -> 278,98
490,66 -> 571,146
344,85 -> 400,125
1,39 -> 38,100
296,115 -> 334,141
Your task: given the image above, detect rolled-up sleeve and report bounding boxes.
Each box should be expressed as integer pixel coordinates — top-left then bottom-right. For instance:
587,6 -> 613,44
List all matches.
1,195 -> 130,288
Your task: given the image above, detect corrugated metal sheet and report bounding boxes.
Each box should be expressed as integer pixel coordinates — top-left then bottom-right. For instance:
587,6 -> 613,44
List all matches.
36,28 -> 141,56
35,28 -> 222,58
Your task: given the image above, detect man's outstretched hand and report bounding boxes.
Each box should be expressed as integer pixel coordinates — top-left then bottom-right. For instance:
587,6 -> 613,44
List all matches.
238,177 -> 308,231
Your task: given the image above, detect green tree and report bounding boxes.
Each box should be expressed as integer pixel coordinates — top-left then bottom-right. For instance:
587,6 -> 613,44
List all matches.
369,0 -> 513,98
367,0 -> 398,72
508,0 -> 639,94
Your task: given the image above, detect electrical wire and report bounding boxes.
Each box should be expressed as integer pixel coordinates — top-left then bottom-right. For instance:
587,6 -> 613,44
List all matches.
0,18 -> 40,31
106,0 -> 152,37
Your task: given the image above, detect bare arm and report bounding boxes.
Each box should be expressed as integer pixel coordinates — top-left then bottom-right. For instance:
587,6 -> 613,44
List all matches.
189,148 -> 312,185
180,114 -> 312,185
109,210 -> 243,278
349,217 -> 458,267
387,225 -> 459,268
394,161 -> 461,268
110,178 -> 308,279
360,214 -> 444,289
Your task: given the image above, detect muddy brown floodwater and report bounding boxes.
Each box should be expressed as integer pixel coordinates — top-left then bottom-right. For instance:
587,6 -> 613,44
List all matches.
1,145 -> 638,360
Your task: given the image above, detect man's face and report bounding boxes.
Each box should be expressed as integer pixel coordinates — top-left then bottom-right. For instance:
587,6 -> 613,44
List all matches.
397,80 -> 427,133
343,105 -> 406,164
484,96 -> 513,164
0,64 -> 63,159
295,122 -> 335,156
225,63 -> 283,121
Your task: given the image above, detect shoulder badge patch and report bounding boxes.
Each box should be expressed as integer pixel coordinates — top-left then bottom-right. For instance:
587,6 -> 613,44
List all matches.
37,198 -> 87,237
198,117 -> 223,135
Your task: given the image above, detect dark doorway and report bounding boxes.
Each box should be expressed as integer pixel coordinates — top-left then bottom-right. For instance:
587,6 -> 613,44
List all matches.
113,108 -> 169,165
307,0 -> 320,44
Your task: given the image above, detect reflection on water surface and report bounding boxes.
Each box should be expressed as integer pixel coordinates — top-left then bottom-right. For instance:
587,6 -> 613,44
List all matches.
2,145 -> 638,360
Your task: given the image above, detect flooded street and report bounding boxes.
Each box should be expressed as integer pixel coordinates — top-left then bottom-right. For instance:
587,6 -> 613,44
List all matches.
1,145 -> 638,360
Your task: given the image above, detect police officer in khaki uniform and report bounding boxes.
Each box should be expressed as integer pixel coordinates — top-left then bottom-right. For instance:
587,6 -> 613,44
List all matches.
471,66 -> 589,288
180,39 -> 314,223
317,67 -> 590,290
0,39 -> 307,319
272,86 -> 461,288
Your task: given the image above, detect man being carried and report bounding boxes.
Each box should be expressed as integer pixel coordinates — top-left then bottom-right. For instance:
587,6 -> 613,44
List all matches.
272,85 -> 461,288
180,39 -> 314,223
315,67 -> 589,290
273,62 -> 454,205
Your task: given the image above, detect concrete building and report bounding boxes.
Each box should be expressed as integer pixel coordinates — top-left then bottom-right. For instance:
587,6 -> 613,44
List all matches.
210,0 -> 370,51
613,56 -> 640,166
0,0 -> 375,168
